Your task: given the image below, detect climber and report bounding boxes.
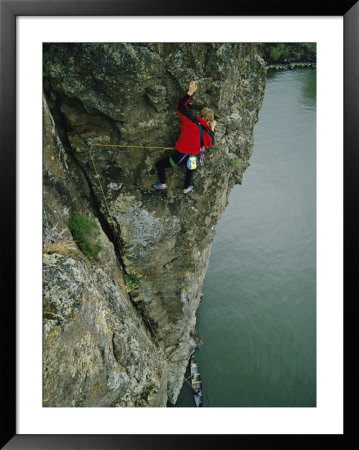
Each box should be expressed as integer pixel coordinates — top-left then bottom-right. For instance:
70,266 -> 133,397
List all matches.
153,81 -> 216,194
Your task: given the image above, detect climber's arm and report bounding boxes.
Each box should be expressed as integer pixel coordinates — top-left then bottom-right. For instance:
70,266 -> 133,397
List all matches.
176,93 -> 197,122
176,81 -> 198,122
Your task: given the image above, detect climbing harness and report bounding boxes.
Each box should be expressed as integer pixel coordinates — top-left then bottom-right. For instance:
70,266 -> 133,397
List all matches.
198,123 -> 205,166
169,153 -> 187,168
168,122 -> 205,171
199,147 -> 205,166
169,153 -> 197,170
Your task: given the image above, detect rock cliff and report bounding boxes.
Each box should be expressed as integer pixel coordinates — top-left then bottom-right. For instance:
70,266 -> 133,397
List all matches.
42,43 -> 266,406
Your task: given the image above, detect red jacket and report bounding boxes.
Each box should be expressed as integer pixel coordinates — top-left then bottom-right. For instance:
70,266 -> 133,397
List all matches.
175,93 -> 214,155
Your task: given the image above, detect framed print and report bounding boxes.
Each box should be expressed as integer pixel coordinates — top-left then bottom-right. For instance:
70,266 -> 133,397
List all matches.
1,0 -> 357,448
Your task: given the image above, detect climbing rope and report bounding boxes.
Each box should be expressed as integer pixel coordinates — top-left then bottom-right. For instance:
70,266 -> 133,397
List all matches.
88,143 -> 172,342
88,143 -> 171,249
88,146 -> 124,253
90,143 -> 173,151
88,143 -> 171,242
50,141 -> 166,342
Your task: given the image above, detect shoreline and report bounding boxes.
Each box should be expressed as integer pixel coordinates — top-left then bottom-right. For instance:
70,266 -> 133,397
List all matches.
266,62 -> 316,71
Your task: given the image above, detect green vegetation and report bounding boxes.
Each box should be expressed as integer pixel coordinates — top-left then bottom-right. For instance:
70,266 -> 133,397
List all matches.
227,157 -> 242,169
68,214 -> 103,258
124,272 -> 143,292
305,43 -> 316,54
270,43 -> 290,62
261,43 -> 316,65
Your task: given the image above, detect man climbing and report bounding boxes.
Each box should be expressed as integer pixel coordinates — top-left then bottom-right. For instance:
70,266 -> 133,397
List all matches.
153,81 -> 216,194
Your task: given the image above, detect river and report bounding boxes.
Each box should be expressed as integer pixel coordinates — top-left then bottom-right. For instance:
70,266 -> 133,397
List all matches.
172,68 -> 317,407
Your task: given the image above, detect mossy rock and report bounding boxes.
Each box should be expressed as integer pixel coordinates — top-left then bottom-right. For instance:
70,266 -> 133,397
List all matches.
68,214 -> 103,259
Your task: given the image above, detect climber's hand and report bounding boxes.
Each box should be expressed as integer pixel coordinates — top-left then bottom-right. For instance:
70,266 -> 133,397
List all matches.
188,81 -> 198,96
210,119 -> 217,131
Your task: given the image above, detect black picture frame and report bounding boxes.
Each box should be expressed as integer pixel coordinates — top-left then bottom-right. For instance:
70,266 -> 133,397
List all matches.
1,0 -> 357,448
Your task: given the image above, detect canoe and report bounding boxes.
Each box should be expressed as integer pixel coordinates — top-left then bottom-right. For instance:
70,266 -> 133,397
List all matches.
190,355 -> 203,407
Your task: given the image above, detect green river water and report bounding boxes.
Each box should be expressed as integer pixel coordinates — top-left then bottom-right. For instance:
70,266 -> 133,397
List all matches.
172,68 -> 316,408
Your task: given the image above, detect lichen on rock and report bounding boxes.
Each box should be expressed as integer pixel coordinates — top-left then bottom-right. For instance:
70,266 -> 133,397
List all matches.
43,43 -> 266,406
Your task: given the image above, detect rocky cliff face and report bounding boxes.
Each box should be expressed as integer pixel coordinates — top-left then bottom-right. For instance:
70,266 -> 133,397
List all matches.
42,43 -> 266,406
